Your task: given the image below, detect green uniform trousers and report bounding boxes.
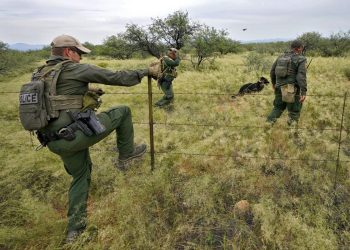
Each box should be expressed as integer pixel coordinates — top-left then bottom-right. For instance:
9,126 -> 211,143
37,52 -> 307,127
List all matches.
47,106 -> 134,231
267,87 -> 303,124
156,78 -> 174,106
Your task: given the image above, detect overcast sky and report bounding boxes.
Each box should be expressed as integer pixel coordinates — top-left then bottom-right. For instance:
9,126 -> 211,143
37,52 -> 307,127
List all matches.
1,0 -> 349,45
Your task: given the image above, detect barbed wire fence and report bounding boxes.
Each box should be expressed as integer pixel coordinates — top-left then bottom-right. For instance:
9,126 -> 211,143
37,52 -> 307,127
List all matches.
0,80 -> 348,190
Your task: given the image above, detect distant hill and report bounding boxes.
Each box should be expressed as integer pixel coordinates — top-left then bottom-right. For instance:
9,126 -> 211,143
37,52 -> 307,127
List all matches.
9,43 -> 46,51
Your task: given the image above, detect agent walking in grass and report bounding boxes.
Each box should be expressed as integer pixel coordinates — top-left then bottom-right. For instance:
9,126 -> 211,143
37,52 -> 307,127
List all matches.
267,40 -> 307,125
22,35 -> 160,243
155,48 -> 180,107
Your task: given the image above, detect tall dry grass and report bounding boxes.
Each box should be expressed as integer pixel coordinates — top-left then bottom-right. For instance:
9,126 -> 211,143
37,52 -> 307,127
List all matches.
0,53 -> 350,249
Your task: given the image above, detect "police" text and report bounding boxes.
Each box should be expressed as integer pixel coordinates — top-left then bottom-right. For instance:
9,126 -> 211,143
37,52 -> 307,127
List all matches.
20,93 -> 39,104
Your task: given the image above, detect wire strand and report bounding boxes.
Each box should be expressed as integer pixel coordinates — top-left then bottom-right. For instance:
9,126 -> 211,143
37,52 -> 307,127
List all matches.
1,91 -> 346,98
154,151 -> 350,163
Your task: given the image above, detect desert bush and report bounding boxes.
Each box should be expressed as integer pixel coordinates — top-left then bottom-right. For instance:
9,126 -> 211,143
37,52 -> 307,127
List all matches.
0,46 -> 50,81
244,51 -> 273,77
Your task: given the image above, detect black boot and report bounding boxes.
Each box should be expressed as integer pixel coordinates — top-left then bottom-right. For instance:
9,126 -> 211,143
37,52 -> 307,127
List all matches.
65,228 -> 85,244
116,144 -> 147,170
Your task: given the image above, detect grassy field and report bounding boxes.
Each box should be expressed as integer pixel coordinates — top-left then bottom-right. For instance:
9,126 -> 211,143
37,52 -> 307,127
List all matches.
0,53 -> 350,249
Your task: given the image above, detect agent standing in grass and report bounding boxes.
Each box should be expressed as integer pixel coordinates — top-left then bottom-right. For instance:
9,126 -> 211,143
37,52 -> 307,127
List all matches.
267,40 -> 307,125
28,35 -> 160,243
155,48 -> 180,107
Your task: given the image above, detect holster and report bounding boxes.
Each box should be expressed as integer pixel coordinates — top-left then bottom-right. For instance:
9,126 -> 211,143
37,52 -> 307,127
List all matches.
67,109 -> 106,136
36,109 -> 106,146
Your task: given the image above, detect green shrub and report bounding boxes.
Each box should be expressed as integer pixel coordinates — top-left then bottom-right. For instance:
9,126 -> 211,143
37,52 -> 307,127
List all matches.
244,52 -> 273,77
0,47 -> 50,81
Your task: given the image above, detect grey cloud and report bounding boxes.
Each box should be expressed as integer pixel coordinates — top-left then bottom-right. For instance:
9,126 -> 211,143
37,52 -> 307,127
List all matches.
187,0 -> 350,40
191,0 -> 350,19
1,0 -> 349,43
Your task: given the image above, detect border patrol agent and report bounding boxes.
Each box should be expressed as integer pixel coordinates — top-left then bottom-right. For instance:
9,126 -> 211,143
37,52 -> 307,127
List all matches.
34,35 -> 160,243
155,48 -> 180,107
267,40 -> 307,125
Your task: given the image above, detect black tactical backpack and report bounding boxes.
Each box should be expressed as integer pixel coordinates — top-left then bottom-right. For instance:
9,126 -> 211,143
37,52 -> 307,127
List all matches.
19,60 -> 83,131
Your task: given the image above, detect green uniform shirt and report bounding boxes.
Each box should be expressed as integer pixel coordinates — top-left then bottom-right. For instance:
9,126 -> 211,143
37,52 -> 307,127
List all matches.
270,52 -> 307,95
162,56 -> 180,81
42,56 -> 148,132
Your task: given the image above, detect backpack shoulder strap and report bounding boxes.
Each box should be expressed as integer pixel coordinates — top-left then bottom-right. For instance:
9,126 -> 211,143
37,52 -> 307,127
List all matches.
31,65 -> 47,80
37,60 -> 72,95
49,60 -> 72,95
159,56 -> 165,72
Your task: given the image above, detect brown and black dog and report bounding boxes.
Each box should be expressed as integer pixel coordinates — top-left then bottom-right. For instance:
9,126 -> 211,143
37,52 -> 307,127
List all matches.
232,76 -> 269,98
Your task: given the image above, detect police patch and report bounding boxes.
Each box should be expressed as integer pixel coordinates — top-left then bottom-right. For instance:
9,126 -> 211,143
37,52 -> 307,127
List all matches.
19,93 -> 39,105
